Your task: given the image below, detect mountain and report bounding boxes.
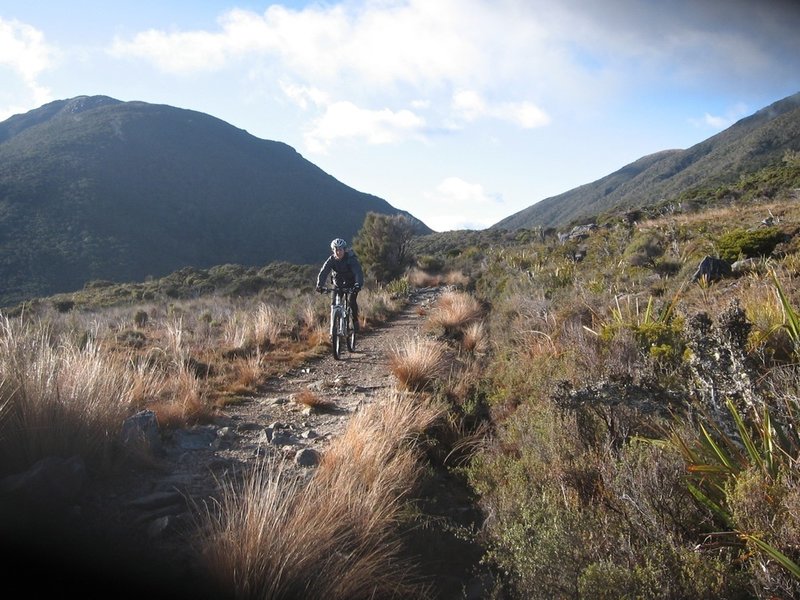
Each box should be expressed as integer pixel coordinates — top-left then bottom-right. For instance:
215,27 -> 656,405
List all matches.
493,91 -> 800,230
0,96 -> 430,307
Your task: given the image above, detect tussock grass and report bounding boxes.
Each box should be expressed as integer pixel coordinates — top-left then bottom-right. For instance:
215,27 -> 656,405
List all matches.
253,303 -> 283,349
460,321 -> 488,355
232,351 -> 264,390
296,299 -> 320,334
221,303 -> 284,353
389,337 -> 447,393
196,394 -> 443,599
358,288 -> 404,327
292,389 -> 335,410
406,268 -> 442,287
0,287 -> 388,474
406,268 -> 469,289
0,316 -> 140,473
425,290 -> 482,339
152,366 -> 211,428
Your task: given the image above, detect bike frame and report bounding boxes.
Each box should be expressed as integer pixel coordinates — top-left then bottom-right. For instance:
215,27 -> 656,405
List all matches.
329,290 -> 350,337
321,286 -> 356,359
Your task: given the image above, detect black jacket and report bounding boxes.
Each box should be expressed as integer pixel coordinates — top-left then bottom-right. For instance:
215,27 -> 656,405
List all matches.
316,249 -> 364,289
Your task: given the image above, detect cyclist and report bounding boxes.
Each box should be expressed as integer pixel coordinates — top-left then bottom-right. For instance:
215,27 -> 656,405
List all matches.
316,238 -> 364,331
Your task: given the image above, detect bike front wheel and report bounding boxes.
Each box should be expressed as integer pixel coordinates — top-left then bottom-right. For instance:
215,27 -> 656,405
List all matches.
331,312 -> 343,360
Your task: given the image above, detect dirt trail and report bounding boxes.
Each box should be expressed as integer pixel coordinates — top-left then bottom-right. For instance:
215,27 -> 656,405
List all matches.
54,287 -> 486,598
220,287 -> 441,460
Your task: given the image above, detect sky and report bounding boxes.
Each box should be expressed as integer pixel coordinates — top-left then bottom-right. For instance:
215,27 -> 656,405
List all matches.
1,1 -> 799,232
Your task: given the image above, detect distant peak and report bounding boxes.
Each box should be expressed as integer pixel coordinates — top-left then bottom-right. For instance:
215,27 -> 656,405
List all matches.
63,95 -> 121,114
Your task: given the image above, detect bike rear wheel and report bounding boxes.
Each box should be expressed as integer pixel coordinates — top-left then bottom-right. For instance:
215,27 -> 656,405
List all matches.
331,312 -> 343,360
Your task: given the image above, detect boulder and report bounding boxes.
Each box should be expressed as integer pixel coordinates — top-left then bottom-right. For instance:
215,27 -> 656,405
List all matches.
691,255 -> 731,283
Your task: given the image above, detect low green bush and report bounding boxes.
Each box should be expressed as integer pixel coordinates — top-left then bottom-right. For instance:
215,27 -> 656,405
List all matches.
716,226 -> 785,262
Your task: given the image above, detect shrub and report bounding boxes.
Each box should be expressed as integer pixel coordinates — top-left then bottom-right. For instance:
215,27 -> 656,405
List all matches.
416,254 -> 444,271
716,226 -> 785,262
624,230 -> 665,267
385,277 -> 411,298
353,213 -> 415,284
133,309 -> 148,327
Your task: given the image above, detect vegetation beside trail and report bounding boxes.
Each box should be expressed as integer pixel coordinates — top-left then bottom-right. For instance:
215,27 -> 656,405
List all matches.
428,159 -> 800,599
4,158 -> 800,598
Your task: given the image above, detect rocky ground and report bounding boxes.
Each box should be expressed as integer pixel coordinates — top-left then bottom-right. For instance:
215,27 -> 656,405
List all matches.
5,288 -> 489,599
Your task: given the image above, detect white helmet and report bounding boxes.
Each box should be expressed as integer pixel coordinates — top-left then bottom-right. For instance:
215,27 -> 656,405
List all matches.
330,238 -> 347,249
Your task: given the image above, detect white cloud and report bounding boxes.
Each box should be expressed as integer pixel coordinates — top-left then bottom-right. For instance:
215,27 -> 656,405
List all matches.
431,177 -> 498,205
0,18 -> 55,114
107,2 -> 549,90
418,176 -> 505,230
304,101 -> 426,153
690,102 -> 749,130
452,90 -> 486,122
110,27 -> 230,73
497,101 -> 551,128
108,1 -> 800,95
452,90 -> 550,128
105,0 -> 796,153
279,81 -> 329,109
701,113 -> 730,129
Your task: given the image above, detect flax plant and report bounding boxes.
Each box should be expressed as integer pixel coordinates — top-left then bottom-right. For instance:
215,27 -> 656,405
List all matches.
653,397 -> 800,584
771,268 -> 800,357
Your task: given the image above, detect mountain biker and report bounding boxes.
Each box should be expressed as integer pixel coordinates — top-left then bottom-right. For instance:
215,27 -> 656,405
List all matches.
316,238 -> 364,332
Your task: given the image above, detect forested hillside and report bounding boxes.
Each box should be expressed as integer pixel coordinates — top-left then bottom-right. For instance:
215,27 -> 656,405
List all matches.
0,96 -> 428,306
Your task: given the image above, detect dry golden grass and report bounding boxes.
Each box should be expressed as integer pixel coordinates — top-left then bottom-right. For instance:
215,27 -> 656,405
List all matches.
442,270 -> 470,287
0,285 -> 410,474
425,290 -> 483,339
637,200 -> 796,231
233,351 -> 263,388
297,299 -> 320,334
151,367 -> 214,428
358,288 -> 405,327
406,268 -> 469,289
306,321 -> 330,348
389,336 -> 447,393
196,394 -> 443,599
406,268 -> 442,287
0,279 -> 480,479
460,321 -> 488,355
292,389 -> 335,410
253,303 -> 283,349
0,316 -> 139,472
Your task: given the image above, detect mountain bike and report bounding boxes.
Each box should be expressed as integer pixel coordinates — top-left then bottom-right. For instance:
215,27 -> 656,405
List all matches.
319,286 -> 357,360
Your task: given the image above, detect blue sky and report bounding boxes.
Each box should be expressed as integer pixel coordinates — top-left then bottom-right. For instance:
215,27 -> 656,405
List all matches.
2,0 -> 799,232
